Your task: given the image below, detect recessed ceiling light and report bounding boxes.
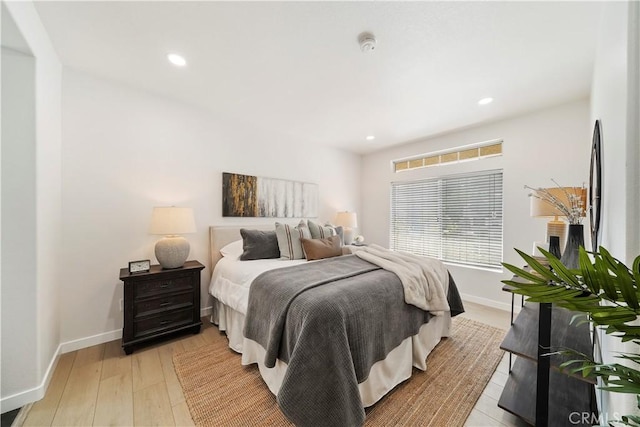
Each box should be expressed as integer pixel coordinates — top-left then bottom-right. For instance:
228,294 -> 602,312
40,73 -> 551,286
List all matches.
478,97 -> 493,105
167,53 -> 187,67
366,135 -> 375,141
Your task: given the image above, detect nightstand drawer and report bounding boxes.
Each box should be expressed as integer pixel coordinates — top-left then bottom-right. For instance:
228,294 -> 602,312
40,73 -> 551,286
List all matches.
134,308 -> 193,338
135,291 -> 193,318
134,275 -> 192,299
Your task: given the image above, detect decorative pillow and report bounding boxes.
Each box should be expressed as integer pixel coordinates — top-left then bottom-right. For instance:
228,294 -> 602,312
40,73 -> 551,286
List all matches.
301,235 -> 342,261
240,229 -> 280,260
275,221 -> 311,260
307,219 -> 337,239
220,240 -> 243,259
324,223 -> 344,246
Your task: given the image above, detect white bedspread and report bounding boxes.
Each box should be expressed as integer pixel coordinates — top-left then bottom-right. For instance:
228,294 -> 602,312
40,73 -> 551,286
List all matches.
209,256 -> 306,314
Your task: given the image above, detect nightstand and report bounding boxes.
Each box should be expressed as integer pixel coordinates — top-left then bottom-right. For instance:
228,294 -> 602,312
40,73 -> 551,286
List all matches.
119,260 -> 205,355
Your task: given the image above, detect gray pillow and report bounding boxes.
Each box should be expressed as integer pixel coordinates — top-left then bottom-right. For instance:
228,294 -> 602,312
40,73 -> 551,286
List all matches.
240,229 -> 280,260
323,222 -> 344,246
275,221 -> 311,260
307,219 -> 336,239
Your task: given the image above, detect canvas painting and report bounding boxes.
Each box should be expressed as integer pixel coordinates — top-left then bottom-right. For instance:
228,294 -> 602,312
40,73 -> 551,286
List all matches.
222,172 -> 318,217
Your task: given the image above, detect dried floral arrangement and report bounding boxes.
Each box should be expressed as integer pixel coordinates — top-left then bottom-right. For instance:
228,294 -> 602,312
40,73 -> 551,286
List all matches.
526,180 -> 587,225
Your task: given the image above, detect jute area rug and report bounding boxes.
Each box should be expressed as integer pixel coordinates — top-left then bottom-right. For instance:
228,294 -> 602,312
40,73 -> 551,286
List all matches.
173,317 -> 505,426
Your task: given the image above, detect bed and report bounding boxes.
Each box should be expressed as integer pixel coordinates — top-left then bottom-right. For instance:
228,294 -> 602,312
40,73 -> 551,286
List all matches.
208,225 -> 464,426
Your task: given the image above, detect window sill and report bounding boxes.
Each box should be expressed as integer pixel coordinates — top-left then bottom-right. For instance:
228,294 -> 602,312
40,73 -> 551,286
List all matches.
442,261 -> 503,274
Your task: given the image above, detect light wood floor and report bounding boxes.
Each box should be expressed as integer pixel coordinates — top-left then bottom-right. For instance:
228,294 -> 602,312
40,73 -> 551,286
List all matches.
15,302 -> 527,427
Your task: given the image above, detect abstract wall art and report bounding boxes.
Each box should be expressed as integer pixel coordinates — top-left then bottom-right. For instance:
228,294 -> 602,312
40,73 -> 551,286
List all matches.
222,172 -> 318,218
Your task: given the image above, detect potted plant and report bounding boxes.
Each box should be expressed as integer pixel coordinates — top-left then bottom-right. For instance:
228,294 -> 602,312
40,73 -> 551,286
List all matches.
503,246 -> 640,426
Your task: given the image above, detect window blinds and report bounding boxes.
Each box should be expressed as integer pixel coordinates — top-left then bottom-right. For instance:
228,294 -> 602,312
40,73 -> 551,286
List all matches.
390,169 -> 503,269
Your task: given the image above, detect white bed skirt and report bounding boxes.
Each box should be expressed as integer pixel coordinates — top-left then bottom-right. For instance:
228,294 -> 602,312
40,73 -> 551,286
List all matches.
211,299 -> 451,408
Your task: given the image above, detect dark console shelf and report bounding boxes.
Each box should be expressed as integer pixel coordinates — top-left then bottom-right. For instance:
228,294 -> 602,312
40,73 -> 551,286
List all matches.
500,281 -> 597,426
498,357 -> 595,426
500,302 -> 596,384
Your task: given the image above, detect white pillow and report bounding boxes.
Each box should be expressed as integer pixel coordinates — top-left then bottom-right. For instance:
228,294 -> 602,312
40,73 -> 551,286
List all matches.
220,240 -> 243,259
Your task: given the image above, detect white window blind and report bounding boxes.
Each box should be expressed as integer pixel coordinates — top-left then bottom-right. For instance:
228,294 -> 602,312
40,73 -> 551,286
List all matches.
390,169 -> 503,269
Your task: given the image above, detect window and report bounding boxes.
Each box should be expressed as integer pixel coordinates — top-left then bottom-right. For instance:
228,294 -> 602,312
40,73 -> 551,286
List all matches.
390,169 -> 503,269
393,141 -> 502,173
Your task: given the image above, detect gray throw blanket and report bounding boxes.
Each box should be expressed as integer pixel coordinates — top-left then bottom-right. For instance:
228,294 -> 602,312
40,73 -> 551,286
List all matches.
243,255 -> 464,427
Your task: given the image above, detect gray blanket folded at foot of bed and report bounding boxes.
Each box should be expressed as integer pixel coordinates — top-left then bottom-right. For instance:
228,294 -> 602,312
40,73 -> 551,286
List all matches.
243,254 -> 464,427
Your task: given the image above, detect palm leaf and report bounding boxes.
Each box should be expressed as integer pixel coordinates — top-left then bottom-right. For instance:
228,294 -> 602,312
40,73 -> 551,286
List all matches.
579,248 -> 600,293
501,264 -> 547,284
622,415 -> 640,427
594,255 -> 619,300
513,248 -> 559,282
616,262 -> 639,309
525,290 -> 584,303
538,247 -> 581,287
600,247 -> 620,272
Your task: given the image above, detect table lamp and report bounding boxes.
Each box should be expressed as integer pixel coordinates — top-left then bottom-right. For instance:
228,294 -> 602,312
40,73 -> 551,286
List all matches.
335,211 -> 358,245
149,207 -> 196,269
530,187 -> 586,252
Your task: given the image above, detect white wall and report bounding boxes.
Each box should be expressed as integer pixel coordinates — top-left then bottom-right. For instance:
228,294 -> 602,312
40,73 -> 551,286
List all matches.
1,45 -> 38,403
590,0 -> 640,421
361,99 -> 590,310
60,69 -> 361,346
1,0 -> 62,412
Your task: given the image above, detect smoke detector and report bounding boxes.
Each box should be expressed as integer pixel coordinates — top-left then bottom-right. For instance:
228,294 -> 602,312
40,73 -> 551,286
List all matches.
358,32 -> 377,53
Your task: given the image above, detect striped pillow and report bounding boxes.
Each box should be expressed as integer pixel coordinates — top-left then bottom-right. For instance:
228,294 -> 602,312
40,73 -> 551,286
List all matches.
275,221 -> 311,260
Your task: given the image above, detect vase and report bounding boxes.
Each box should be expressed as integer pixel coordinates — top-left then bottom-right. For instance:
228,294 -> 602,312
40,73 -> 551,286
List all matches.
560,224 -> 584,269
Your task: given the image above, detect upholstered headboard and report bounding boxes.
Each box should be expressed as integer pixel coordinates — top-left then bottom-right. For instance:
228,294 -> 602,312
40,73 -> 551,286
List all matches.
209,224 -> 275,268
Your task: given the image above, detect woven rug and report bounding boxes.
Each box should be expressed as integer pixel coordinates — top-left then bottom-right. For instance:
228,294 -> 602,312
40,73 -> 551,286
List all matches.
173,317 -> 505,426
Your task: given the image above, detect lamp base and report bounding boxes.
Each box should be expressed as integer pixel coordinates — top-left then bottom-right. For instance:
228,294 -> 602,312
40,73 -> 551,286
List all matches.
155,236 -> 190,269
343,227 -> 355,245
546,219 -> 567,252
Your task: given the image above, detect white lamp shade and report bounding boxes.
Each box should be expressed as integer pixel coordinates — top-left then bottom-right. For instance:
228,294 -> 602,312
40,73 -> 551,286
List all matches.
335,211 -> 358,228
149,207 -> 196,235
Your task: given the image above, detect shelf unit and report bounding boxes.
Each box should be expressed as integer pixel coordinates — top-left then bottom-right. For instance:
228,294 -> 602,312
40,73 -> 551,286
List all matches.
499,284 -> 597,426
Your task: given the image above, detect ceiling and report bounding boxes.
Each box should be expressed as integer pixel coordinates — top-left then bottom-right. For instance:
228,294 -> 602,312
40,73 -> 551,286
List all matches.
33,1 -> 602,154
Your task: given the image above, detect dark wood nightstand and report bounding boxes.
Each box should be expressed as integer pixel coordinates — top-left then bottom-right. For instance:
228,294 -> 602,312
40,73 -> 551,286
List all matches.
119,260 -> 205,355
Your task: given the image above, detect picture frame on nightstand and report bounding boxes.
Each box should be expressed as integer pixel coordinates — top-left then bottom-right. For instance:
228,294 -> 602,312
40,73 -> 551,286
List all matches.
128,259 -> 151,274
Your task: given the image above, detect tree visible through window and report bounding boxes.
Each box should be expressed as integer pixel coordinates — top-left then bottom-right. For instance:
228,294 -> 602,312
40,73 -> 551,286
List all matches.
390,170 -> 503,269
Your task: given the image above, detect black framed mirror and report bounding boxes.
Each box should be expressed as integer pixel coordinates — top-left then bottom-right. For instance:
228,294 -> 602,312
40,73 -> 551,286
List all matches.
589,120 -> 602,252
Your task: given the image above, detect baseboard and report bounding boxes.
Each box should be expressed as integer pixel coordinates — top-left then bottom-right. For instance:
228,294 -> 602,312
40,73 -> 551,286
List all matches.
0,343 -> 61,413
200,305 -> 212,317
59,328 -> 122,354
460,293 -> 521,313
12,402 -> 34,425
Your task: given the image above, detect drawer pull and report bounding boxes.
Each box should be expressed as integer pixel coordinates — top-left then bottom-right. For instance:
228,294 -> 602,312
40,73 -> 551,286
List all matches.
160,320 -> 171,325
160,283 -> 170,288
160,301 -> 171,307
